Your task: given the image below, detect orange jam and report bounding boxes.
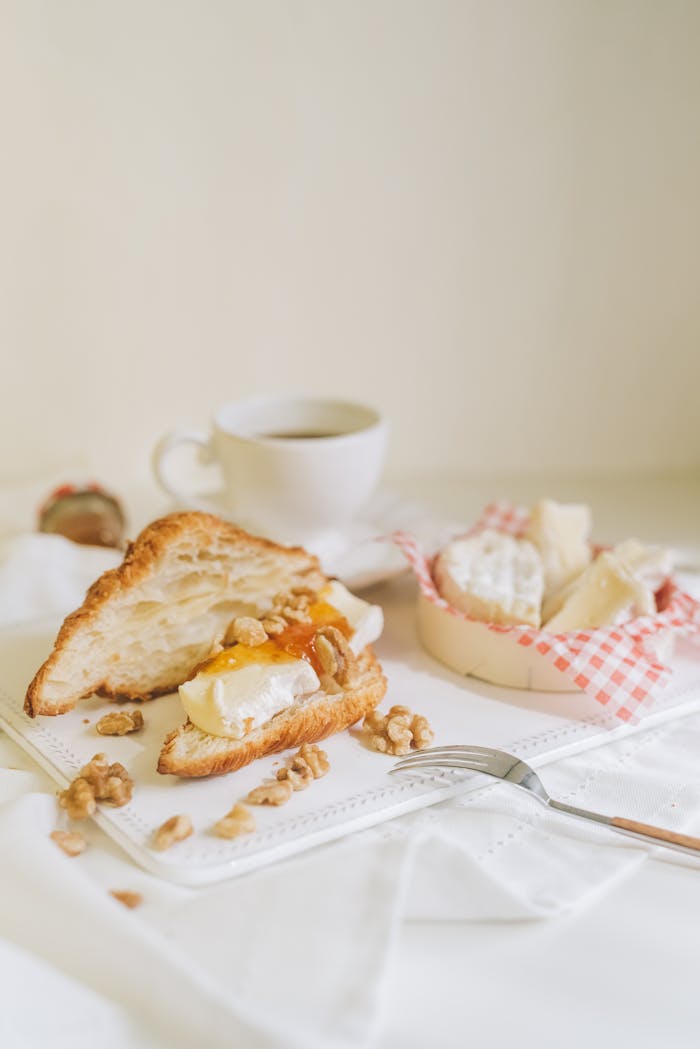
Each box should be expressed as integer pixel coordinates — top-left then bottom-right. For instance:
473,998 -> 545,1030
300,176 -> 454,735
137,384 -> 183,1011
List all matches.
196,600 -> 353,679
197,640 -> 295,676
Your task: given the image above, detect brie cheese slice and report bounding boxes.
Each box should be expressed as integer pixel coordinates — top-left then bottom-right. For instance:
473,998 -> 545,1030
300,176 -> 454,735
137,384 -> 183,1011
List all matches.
320,580 -> 384,654
544,551 -> 655,633
525,499 -> 592,598
613,538 -> 673,593
434,530 -> 544,628
180,656 -> 321,740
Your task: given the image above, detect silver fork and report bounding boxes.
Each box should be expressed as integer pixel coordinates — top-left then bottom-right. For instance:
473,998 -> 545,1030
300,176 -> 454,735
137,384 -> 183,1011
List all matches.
390,745 -> 700,859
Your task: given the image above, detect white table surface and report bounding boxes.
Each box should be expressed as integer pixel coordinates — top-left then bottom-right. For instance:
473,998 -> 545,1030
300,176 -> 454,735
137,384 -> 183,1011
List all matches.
2,470 -> 700,1049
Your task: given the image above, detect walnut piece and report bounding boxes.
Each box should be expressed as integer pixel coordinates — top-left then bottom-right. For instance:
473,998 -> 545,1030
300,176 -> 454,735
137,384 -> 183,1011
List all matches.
264,588 -> 315,629
314,625 -> 358,687
273,589 -> 313,614
261,616 -> 286,637
246,780 -> 294,806
78,753 -> 134,806
277,743 -> 330,790
363,705 -> 435,756
277,755 -> 314,791
96,709 -> 144,736
58,777 -> 96,819
297,743 -> 330,779
110,890 -> 143,909
226,616 -> 268,647
411,714 -> 434,750
213,803 -> 256,839
50,829 -> 87,856
315,632 -> 340,676
153,814 -> 193,851
104,773 -> 133,806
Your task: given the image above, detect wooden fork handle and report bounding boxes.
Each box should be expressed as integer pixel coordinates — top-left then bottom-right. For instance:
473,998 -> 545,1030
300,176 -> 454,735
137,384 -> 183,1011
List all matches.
611,817 -> 700,854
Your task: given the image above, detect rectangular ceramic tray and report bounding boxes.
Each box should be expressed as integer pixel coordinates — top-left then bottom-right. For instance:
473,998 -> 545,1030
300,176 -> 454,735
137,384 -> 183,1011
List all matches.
1,586 -> 700,886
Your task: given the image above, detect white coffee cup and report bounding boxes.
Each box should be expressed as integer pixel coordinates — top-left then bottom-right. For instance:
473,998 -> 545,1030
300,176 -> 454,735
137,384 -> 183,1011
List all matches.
152,395 -> 388,545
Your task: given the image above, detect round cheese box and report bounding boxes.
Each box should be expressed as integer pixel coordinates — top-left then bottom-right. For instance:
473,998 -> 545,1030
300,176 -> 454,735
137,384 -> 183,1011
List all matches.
416,591 -> 578,691
417,592 -> 675,692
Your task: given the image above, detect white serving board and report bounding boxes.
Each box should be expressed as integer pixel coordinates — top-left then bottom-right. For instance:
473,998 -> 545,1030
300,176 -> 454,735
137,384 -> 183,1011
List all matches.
1,582 -> 700,886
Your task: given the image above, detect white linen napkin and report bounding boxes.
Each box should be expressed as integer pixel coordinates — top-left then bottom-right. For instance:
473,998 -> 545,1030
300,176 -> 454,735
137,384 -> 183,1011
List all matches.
2,531 -> 700,1049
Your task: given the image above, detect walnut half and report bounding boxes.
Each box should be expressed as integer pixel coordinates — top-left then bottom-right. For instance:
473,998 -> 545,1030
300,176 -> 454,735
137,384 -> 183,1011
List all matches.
314,626 -> 359,687
77,753 -> 134,806
297,743 -> 330,779
363,705 -> 435,756
96,709 -> 144,736
276,743 -> 330,790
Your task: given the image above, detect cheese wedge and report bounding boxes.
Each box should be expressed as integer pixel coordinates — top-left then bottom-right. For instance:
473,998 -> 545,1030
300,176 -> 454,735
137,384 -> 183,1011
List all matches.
541,570 -> 586,625
613,538 -> 673,593
179,654 -> 322,740
525,500 -> 592,598
544,551 -> 655,633
434,530 -> 544,628
320,580 -> 384,655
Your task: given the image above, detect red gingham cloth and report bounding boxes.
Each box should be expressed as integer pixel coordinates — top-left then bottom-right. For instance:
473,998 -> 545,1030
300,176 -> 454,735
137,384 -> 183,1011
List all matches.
393,502 -> 700,722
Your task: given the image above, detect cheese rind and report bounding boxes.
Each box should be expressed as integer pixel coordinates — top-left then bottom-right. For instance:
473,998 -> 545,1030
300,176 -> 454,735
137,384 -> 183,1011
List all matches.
434,530 -> 544,628
525,500 -> 592,598
544,551 -> 655,633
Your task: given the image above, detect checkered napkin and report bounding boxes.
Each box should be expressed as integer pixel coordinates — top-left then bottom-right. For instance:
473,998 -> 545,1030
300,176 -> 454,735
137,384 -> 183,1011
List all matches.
393,502 -> 700,722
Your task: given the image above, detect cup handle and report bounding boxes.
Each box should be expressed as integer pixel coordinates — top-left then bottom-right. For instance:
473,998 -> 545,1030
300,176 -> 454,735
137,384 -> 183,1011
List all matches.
152,429 -> 219,511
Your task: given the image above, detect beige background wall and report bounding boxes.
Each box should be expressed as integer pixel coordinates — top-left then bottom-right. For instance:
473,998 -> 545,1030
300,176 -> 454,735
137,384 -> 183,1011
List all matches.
2,0 -> 699,488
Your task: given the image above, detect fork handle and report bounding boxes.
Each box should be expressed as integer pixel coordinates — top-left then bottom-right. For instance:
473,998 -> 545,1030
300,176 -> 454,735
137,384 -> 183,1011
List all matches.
549,799 -> 700,858
609,817 -> 700,855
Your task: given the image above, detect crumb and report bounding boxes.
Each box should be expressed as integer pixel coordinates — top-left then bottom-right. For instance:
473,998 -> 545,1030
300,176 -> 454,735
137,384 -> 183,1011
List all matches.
50,829 -> 86,856
110,890 -> 142,909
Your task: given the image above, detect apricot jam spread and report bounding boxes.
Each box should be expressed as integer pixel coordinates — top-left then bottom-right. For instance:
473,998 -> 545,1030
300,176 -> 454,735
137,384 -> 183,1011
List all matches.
197,600 -> 352,679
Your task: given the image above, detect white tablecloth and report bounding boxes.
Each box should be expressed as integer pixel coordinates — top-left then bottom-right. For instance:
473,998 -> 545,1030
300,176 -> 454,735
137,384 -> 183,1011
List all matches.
2,476 -> 700,1049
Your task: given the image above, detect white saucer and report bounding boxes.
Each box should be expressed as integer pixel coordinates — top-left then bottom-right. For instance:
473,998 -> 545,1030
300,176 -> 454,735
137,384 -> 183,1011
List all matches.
189,489 -> 463,590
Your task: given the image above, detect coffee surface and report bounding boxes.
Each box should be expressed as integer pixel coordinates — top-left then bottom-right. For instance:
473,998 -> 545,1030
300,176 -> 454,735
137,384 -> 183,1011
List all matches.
258,430 -> 343,440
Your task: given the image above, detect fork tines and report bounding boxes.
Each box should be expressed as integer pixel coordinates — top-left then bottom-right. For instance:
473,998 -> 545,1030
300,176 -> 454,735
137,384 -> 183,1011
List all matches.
390,745 -> 496,774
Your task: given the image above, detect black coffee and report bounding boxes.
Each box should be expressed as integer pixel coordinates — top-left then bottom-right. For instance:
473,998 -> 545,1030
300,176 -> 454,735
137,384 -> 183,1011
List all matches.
259,430 -> 343,440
